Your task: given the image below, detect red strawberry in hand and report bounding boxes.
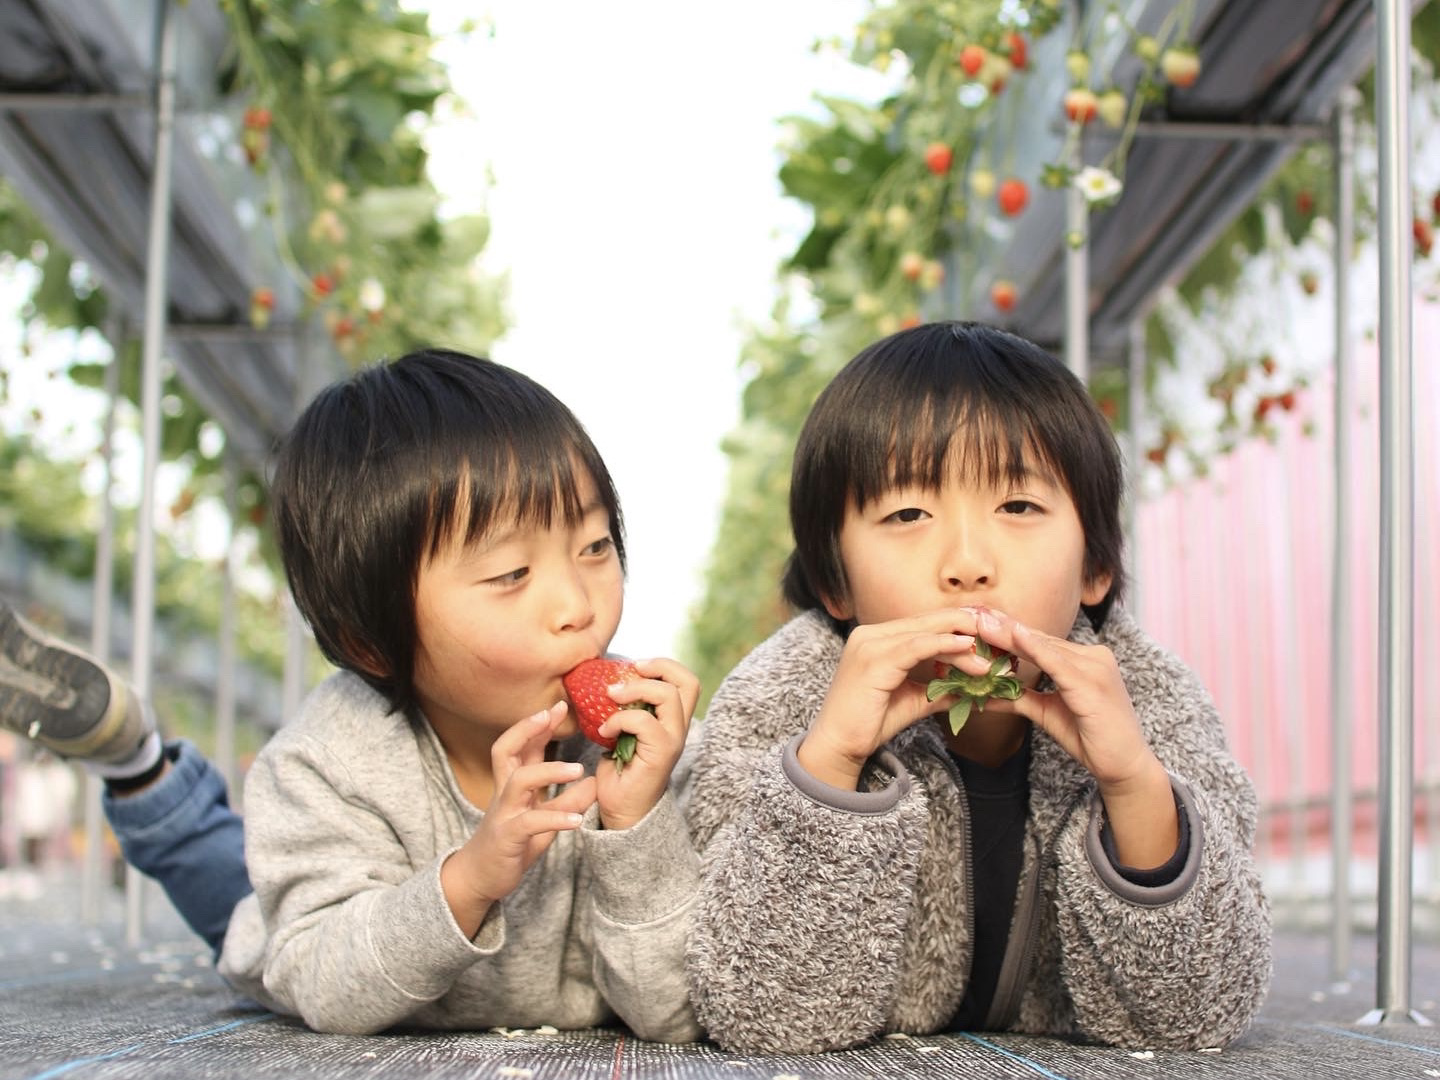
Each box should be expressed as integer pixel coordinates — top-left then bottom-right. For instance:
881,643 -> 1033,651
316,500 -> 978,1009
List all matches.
926,640 -> 1023,735
562,658 -> 650,771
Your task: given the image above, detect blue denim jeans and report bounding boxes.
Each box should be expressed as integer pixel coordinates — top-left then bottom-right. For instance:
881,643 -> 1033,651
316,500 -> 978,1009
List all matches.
102,739 -> 252,955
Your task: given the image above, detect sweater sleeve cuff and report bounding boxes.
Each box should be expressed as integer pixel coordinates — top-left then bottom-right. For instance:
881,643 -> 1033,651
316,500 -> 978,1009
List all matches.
779,733 -> 910,813
581,791 -> 699,924
1084,774 -> 1204,907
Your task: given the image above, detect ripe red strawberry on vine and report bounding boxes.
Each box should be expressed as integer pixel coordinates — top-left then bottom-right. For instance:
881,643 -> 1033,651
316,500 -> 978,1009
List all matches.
926,640 -> 1023,735
562,658 -> 651,772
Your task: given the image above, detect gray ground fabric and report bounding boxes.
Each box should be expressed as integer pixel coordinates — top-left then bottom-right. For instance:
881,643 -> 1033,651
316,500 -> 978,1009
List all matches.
2,874 -> 1437,1080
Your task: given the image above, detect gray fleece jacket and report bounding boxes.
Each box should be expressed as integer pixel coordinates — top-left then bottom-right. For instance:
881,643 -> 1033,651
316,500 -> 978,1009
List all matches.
686,607 -> 1272,1054
215,672 -> 701,1041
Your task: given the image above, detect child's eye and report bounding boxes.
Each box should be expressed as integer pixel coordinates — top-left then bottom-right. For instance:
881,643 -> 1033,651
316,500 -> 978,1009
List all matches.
999,499 -> 1041,515
486,566 -> 529,586
582,536 -> 614,557
884,507 -> 930,524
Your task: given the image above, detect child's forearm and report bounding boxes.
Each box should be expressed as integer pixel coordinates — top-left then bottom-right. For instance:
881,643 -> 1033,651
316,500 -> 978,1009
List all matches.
1098,758 -> 1179,869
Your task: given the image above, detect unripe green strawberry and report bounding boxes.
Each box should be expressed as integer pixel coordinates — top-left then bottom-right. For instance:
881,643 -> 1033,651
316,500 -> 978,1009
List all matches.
926,640 -> 1023,735
562,658 -> 649,771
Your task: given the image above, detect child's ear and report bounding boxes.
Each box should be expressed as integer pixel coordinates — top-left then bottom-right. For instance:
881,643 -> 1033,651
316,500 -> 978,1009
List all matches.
820,591 -> 854,622
1081,570 -> 1114,607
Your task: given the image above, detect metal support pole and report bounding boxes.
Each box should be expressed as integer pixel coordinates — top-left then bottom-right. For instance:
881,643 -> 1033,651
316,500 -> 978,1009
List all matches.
1359,0 -> 1428,1028
127,0 -> 178,947
215,450 -> 239,797
1125,319 -> 1145,616
1328,87 -> 1358,987
82,330 -> 122,924
1065,140 -> 1089,382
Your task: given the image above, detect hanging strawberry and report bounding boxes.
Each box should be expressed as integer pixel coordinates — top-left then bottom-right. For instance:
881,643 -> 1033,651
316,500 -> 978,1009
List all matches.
1161,48 -> 1201,88
899,251 -> 925,282
1005,31 -> 1028,71
1296,189 -> 1315,216
1064,88 -> 1098,125
1414,217 -> 1434,258
997,178 -> 1029,217
926,642 -> 1023,735
1096,89 -> 1127,129
924,142 -> 954,175
990,279 -> 1017,312
241,106 -> 271,168
959,44 -> 988,77
250,286 -> 275,329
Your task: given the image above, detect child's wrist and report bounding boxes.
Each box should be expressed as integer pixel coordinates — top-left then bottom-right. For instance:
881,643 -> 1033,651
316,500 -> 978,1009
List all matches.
795,730 -> 866,791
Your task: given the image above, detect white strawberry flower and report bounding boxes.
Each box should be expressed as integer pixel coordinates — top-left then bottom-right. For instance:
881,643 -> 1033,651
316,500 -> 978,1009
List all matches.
358,277 -> 386,312
1074,165 -> 1123,205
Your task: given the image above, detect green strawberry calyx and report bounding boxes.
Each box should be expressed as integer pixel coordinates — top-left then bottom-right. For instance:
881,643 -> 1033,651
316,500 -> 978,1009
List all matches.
609,703 -> 650,773
925,641 -> 1023,735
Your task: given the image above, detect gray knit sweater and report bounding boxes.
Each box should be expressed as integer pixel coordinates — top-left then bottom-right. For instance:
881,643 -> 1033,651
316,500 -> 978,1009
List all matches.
215,672 -> 702,1041
686,607 -> 1271,1054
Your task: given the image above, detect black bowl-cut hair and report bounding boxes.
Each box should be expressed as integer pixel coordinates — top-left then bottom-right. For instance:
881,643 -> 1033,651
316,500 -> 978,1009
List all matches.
270,348 -> 625,715
782,321 -> 1125,630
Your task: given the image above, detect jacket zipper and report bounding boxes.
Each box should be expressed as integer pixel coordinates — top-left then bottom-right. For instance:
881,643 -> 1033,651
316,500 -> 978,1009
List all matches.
986,797 -> 1082,1030
984,828 -> 1043,1030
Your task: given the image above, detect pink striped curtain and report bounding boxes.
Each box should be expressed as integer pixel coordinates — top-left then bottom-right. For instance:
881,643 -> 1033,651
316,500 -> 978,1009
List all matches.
1134,302 -> 1440,859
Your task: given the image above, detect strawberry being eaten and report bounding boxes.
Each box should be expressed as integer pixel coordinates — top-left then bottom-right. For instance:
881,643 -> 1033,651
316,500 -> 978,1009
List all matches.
562,658 -> 651,772
926,640 -> 1024,735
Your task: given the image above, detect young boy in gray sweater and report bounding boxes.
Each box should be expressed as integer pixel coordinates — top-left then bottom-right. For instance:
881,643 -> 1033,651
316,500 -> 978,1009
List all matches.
685,321 -> 1272,1053
0,348 -> 702,1041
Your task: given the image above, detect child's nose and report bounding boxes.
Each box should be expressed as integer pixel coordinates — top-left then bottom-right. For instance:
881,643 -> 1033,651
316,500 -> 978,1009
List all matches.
553,570 -> 597,632
941,526 -> 994,591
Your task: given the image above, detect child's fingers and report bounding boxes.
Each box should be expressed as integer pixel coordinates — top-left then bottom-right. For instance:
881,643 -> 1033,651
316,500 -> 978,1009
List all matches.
491,702 -> 569,787
541,774 -> 596,816
493,759 -> 585,815
601,662 -> 695,747
631,657 -> 701,720
598,696 -> 677,757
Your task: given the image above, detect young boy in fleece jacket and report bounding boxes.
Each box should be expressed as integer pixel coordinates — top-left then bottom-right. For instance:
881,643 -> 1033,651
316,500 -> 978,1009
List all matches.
685,321 -> 1271,1053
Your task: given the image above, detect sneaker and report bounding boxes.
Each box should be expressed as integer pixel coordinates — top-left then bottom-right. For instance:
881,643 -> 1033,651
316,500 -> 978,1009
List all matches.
0,600 -> 150,765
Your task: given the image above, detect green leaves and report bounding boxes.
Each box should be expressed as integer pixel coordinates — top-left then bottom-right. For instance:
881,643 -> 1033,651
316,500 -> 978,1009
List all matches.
925,641 -> 1024,735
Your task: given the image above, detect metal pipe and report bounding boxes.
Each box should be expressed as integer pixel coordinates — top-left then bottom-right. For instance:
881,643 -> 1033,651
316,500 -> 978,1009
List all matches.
215,450 -> 238,798
0,92 -> 151,112
1125,318 -> 1145,617
1065,139 -> 1088,382
1360,0 -> 1427,1028
126,0 -> 178,947
1328,86 -> 1358,987
82,329 -> 122,925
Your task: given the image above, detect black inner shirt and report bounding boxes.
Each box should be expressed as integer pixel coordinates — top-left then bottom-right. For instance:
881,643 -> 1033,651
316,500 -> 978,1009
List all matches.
947,729 -> 1031,1031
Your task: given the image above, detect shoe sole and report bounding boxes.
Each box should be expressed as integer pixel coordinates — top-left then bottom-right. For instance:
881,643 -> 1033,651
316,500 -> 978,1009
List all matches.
0,604 -> 138,761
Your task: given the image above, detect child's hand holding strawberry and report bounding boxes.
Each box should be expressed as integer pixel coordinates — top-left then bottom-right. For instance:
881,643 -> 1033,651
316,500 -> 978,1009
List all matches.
564,656 -> 699,831
797,610 -> 986,791
964,606 -> 1180,870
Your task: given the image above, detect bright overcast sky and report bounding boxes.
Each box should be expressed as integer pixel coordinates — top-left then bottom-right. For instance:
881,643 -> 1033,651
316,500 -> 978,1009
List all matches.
419,1 -> 879,657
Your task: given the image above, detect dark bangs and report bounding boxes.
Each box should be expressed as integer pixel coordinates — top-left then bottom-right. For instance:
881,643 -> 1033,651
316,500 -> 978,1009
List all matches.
423,395 -> 624,568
